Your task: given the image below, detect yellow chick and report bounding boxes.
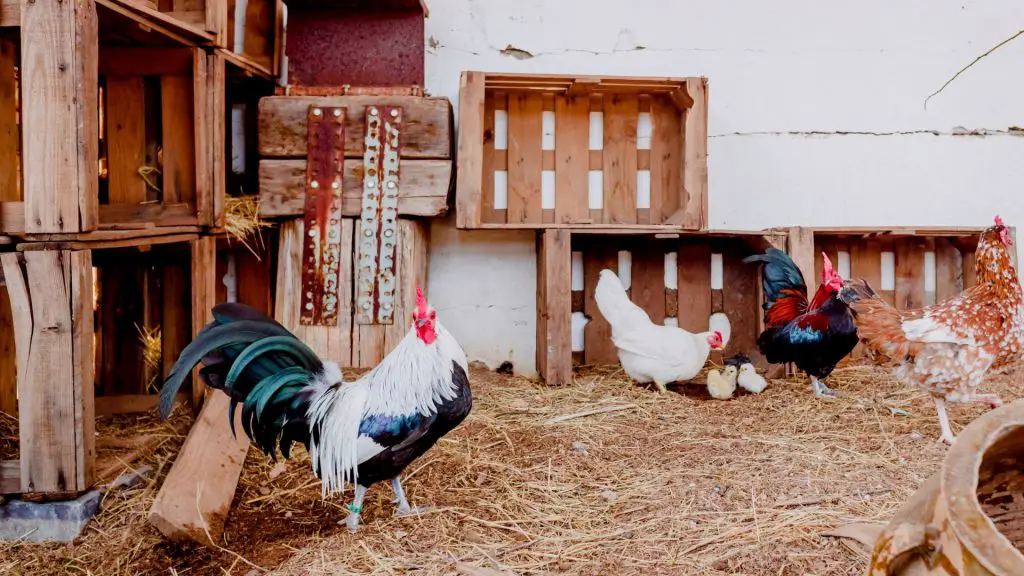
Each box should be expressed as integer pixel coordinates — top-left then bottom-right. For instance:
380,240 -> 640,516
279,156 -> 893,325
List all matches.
707,365 -> 738,400
737,363 -> 768,394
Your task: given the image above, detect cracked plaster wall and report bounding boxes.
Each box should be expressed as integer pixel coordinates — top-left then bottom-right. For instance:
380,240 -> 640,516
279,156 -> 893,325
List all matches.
424,0 -> 1024,376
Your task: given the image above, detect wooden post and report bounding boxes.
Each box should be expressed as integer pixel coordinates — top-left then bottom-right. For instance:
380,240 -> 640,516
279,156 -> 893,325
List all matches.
1,250 -> 94,494
455,71 -> 485,229
786,227 -> 815,376
190,236 -> 216,411
20,0 -> 99,233
537,229 -> 572,385
0,41 -> 17,414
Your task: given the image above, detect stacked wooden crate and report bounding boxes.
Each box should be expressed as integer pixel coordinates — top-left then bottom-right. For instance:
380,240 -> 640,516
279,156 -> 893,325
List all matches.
0,0 -> 283,499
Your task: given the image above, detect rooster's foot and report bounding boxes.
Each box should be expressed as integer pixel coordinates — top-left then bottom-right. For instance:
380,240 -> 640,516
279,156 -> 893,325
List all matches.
345,484 -> 367,533
810,377 -> 837,398
972,393 -> 1003,409
395,504 -> 428,517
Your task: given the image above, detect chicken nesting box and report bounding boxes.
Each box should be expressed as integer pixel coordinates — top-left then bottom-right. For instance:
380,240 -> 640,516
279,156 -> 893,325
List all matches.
868,398 -> 1024,575
257,91 -> 453,368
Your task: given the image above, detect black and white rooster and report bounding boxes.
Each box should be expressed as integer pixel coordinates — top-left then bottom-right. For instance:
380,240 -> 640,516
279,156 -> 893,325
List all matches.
157,287 -> 472,532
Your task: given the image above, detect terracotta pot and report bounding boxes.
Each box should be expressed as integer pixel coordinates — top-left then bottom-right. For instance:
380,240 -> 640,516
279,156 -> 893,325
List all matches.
868,398 -> 1024,575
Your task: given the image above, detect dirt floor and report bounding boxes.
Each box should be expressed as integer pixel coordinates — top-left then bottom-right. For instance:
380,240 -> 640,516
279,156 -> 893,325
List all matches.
1,364 -> 1020,575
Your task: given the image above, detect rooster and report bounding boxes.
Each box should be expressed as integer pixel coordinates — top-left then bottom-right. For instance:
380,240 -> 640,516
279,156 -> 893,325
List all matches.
838,216 -> 1023,444
157,288 -> 471,532
744,249 -> 858,398
594,269 -> 727,393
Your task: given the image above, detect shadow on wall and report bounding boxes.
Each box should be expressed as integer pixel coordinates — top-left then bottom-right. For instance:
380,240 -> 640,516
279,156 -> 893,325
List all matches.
427,213 -> 540,377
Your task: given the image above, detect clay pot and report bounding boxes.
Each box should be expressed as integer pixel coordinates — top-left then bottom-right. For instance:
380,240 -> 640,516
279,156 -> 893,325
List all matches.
868,398 -> 1024,575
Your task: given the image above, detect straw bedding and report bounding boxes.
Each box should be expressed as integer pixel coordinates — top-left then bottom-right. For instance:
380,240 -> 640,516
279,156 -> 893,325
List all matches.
1,364 -> 1020,575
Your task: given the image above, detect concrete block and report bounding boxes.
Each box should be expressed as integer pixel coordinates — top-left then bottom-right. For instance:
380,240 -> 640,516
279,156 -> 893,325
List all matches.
0,490 -> 102,543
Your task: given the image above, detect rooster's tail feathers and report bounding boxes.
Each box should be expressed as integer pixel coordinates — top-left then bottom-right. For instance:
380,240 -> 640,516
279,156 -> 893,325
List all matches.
594,269 -> 652,334
743,248 -> 808,303
158,302 -> 325,459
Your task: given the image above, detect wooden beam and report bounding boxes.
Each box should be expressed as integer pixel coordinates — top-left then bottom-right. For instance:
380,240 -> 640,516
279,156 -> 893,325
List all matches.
93,0 -> 215,46
537,229 -> 572,385
787,227 -> 816,289
681,77 -> 707,231
1,250 -> 94,494
258,159 -> 452,219
95,393 -> 187,417
190,236 -> 216,411
455,71 -> 485,228
21,0 -> 99,233
148,391 -> 249,544
208,51 -> 226,228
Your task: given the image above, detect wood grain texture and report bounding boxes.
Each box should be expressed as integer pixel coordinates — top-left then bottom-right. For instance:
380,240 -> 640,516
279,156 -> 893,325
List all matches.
106,78 -> 149,205
148,391 -> 249,544
0,284 -> 15,416
190,236 -> 216,410
481,92 -> 500,224
0,39 -> 18,203
650,95 -> 681,225
582,240 -> 619,365
554,95 -> 590,225
507,93 -> 543,224
258,159 -> 451,219
602,94 -> 638,224
455,72 -> 485,228
275,219 -> 355,366
68,250 -> 94,489
161,76 -> 196,205
382,220 -> 429,364
260,95 -> 453,159
21,0 -> 99,232
895,238 -> 925,311
537,229 -> 572,384
631,245 -> 665,326
720,242 -> 759,363
786,227 -> 815,289
99,265 -> 145,395
677,242 -> 712,334
935,238 -> 963,303
681,78 -> 707,230
162,262 -> 189,388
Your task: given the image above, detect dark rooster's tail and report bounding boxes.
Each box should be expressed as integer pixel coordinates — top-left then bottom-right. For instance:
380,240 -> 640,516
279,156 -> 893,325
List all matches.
742,248 -> 809,327
158,303 -> 326,459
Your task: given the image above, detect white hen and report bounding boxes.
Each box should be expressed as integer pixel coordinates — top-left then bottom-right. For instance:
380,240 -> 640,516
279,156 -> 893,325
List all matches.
595,269 -> 728,393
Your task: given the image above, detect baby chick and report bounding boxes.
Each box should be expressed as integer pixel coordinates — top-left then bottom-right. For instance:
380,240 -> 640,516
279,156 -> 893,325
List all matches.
707,365 -> 738,400
737,362 -> 768,394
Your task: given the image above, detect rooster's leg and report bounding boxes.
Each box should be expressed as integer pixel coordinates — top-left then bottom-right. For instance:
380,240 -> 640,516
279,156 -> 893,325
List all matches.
934,397 -> 956,445
391,477 -> 426,516
810,376 -> 837,398
345,484 -> 368,533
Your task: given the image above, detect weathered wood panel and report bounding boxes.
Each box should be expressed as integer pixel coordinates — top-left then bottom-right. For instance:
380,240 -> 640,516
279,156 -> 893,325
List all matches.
581,239 -> 618,365
602,94 -> 638,224
537,229 -> 572,384
506,93 -> 542,224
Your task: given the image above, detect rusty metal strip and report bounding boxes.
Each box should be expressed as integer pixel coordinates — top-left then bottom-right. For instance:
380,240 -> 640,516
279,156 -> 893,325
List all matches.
299,105 -> 345,326
355,105 -> 403,325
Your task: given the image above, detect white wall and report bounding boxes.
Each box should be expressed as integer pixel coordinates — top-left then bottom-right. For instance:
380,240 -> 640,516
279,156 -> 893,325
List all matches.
424,0 -> 1024,376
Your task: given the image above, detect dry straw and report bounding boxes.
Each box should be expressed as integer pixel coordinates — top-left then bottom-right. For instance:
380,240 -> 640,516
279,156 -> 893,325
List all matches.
224,194 -> 271,260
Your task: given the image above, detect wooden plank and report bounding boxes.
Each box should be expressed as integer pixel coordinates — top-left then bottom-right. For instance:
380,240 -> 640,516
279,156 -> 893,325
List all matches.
963,248 -> 977,289
21,0 -> 99,232
721,242 -> 759,362
1,0 -> 17,27
106,78 -> 149,205
506,93 -> 543,224
192,49 -> 211,226
649,95 -> 681,225
934,238 -> 963,302
258,159 -> 452,219
99,265 -> 145,395
481,93 -> 499,224
95,393 -> 187,417
190,236 -> 216,410
383,220 -> 429,358
677,242 -> 711,334
602,94 -> 638,224
554,95 -> 590,225
895,238 -> 925,311
209,52 -> 226,226
681,78 -> 708,230
537,229 -> 572,384
99,48 -> 193,76
161,75 -> 196,205
850,240 -> 882,290
0,460 -> 19,494
148,391 -> 249,544
0,39 -> 18,203
582,239 -> 618,365
235,244 -> 273,314
786,227 -> 815,290
630,244 -> 665,326
162,261 -> 190,391
274,219 -> 355,366
18,232 -> 198,251
260,95 -> 453,159
0,284 -> 15,416
68,251 -> 95,489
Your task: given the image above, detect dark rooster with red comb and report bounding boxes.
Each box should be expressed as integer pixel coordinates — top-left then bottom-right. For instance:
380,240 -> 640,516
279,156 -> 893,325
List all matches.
157,287 -> 472,532
744,249 -> 859,397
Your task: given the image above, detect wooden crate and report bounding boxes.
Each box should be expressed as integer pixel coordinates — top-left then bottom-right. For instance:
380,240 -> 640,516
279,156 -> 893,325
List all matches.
224,0 -> 287,78
456,72 -> 708,232
256,93 -> 454,222
274,217 -> 428,369
537,229 -> 784,385
0,233 -> 216,496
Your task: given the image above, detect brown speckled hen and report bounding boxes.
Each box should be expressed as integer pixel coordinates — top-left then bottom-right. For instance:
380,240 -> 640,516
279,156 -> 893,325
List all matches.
838,216 -> 1023,444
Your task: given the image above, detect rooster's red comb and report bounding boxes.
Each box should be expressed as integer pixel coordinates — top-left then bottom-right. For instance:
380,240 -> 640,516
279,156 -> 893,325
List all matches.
415,286 -> 428,314
996,215 -> 1005,227
821,252 -> 835,280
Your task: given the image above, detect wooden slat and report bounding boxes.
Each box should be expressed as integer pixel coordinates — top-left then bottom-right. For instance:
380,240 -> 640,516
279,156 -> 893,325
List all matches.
191,49 -> 211,226
455,72 -> 485,228
649,95 -> 681,225
582,240 -> 618,365
0,283 -> 15,416
70,251 -> 95,490
0,460 -> 19,494
235,245 -> 273,314
850,240 -> 882,291
99,48 -> 193,76
100,265 -> 145,394
554,95 -> 590,225
148,391 -> 249,544
259,95 -> 453,159
481,92 -> 498,224
537,229 -> 572,384
95,393 -> 186,417
676,242 -> 712,334
895,238 -> 926,311
963,248 -> 977,289
602,94 -> 638,224
786,228 -> 815,289
106,78 -> 149,205
681,78 -> 708,230
506,93 -> 543,224
0,39 -> 18,203
208,51 -> 226,227
630,245 -> 665,326
274,219 -> 355,366
258,159 -> 451,219
0,0 -> 17,27
162,261 -> 189,390
21,0 -> 99,232
190,236 -> 216,410
721,242 -> 759,361
934,238 -> 963,302
383,220 -> 429,361
162,76 -> 197,205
